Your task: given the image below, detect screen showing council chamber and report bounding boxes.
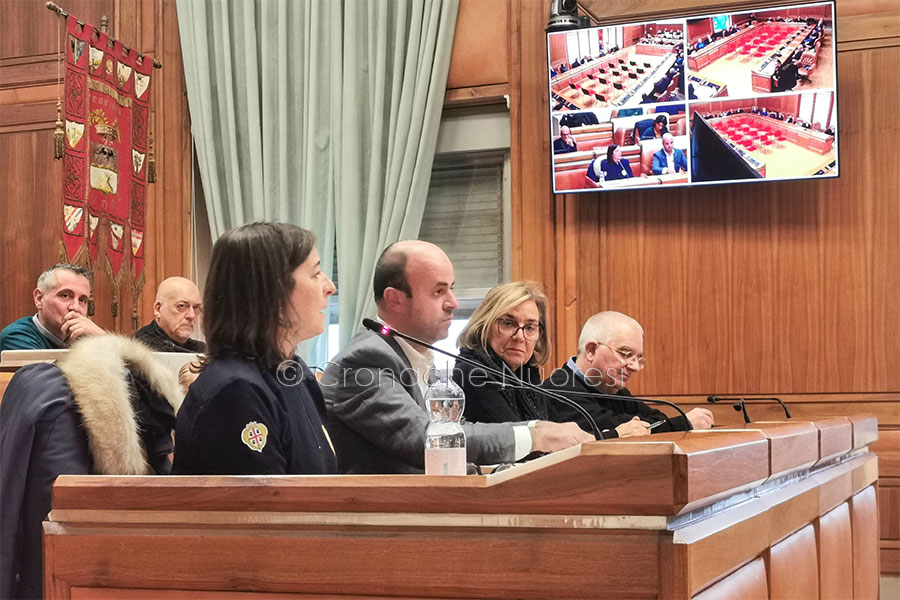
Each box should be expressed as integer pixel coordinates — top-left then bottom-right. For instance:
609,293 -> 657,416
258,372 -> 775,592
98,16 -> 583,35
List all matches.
547,1 -> 838,193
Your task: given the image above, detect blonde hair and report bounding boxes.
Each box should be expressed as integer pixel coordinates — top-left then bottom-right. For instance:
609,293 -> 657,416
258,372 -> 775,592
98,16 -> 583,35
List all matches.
457,281 -> 551,366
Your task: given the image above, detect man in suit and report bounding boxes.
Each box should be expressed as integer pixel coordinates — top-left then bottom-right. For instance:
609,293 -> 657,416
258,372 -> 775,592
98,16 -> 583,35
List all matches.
542,311 -> 715,435
552,125 -> 577,154
321,240 -> 593,474
651,133 -> 688,175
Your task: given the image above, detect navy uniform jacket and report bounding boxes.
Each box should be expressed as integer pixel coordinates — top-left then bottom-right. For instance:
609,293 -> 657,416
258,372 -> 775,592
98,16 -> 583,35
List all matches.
173,354 -> 336,475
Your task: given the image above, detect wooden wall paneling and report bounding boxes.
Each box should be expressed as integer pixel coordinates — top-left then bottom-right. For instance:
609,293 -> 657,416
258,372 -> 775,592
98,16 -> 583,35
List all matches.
508,0 -> 558,348
556,194 -> 580,370
687,19 -> 713,44
145,0 -> 192,320
684,194 -> 733,394
623,25 -> 644,46
729,186 -> 776,394
0,132 -> 63,318
0,0 -> 115,60
860,49 -> 900,391
770,178 -> 825,394
446,0 -> 509,91
569,193 -> 601,366
548,31 -> 567,65
627,194 -> 688,393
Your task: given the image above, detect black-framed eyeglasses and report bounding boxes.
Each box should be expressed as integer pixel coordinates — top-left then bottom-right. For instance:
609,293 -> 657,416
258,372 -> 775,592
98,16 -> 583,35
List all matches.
598,342 -> 647,369
496,317 -> 542,341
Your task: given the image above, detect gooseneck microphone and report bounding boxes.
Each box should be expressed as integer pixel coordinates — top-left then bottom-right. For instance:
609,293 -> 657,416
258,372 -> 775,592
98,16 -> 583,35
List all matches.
361,318 -> 603,440
707,395 -> 791,423
492,381 -> 694,431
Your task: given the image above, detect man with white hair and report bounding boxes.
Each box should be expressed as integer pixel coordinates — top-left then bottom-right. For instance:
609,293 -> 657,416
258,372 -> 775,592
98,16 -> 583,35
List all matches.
133,276 -> 205,353
0,264 -> 104,351
541,311 -> 714,435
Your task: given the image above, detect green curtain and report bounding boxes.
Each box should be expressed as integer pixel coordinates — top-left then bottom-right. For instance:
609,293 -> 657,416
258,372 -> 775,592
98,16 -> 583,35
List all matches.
177,0 -> 458,363
336,0 -> 459,347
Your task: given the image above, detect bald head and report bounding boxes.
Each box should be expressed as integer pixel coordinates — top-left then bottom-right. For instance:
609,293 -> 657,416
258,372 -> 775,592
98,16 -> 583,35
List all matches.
577,311 -> 643,357
154,277 -> 202,343
374,240 -> 444,304
373,240 -> 458,344
662,132 -> 674,153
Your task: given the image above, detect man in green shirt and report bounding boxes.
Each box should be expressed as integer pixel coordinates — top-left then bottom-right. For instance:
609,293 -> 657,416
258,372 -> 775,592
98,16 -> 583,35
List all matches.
0,264 -> 105,351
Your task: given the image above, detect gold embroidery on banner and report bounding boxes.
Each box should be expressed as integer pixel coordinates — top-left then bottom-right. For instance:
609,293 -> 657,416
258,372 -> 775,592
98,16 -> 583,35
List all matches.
87,79 -> 133,108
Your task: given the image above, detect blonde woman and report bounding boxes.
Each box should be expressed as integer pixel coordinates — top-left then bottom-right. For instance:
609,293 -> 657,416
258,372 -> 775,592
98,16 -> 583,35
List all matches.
453,281 -> 551,423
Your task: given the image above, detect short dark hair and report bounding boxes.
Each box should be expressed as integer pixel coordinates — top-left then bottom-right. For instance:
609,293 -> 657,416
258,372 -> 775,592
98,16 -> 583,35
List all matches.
606,143 -> 620,163
203,222 -> 316,366
654,114 -> 668,127
373,243 -> 412,303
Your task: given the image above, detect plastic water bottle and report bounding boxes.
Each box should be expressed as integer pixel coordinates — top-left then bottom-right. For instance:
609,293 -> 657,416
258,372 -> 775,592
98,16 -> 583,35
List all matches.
423,370 -> 466,475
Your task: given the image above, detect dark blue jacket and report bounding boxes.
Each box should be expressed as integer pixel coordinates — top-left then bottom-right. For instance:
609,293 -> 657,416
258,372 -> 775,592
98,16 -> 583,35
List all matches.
174,355 -> 337,475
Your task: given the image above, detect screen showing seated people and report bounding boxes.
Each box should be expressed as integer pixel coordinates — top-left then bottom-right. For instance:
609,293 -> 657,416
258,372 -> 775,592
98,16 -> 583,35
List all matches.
547,1 -> 838,193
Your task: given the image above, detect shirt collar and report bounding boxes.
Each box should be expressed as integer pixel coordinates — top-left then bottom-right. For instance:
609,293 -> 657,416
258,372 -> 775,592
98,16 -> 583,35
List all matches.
32,314 -> 67,348
375,316 -> 435,395
395,336 -> 434,396
566,356 -> 584,379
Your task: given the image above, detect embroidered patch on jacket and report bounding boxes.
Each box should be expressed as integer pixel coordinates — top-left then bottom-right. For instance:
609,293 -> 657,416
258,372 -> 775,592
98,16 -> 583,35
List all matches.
241,421 -> 268,453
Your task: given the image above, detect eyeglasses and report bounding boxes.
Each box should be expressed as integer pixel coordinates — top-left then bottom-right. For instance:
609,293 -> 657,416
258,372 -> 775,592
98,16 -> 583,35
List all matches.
598,342 -> 647,369
496,317 -> 542,341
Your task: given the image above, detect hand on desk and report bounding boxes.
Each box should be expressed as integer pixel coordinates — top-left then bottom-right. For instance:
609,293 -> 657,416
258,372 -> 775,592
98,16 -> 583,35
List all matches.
687,408 -> 715,429
530,421 -> 595,452
616,416 -> 652,437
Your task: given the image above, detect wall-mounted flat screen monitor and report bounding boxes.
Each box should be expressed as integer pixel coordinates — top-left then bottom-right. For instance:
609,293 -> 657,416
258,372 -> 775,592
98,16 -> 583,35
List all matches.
547,1 -> 838,193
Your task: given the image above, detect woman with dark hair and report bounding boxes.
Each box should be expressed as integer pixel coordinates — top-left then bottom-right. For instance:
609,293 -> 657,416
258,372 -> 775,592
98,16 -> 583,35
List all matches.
587,144 -> 633,183
640,114 -> 669,140
452,281 -> 550,423
173,222 -> 337,475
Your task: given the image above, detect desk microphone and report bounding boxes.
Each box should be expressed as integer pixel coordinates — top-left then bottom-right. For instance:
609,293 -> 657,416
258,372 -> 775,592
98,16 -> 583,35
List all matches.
706,395 -> 791,423
361,318 -> 603,439
489,380 -> 693,431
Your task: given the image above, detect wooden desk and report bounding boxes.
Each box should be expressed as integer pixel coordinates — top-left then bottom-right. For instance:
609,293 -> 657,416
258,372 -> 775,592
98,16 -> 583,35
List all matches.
635,43 -> 677,57
687,23 -> 768,71
599,173 -> 689,188
688,73 -> 728,99
43,417 -> 879,599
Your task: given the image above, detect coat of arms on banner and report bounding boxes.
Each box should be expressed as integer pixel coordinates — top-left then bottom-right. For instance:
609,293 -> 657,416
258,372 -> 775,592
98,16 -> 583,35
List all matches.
60,15 -> 154,318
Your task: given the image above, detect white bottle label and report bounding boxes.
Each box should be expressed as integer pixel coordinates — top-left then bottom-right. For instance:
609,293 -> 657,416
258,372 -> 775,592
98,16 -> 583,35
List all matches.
424,447 -> 466,476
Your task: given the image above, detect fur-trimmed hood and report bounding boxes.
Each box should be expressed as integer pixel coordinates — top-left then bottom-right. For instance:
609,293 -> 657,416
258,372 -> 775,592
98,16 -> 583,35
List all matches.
56,335 -> 183,475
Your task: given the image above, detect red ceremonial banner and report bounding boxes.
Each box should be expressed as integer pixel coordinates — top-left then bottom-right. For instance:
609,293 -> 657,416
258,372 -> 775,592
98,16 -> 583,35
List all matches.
61,15 -> 152,316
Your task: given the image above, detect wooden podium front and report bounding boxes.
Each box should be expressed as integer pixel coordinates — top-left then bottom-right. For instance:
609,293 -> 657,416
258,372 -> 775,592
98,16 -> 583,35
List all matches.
43,417 -> 879,599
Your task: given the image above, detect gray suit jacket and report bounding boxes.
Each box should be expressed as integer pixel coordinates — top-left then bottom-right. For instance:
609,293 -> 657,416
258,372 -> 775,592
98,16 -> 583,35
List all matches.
321,331 -> 517,474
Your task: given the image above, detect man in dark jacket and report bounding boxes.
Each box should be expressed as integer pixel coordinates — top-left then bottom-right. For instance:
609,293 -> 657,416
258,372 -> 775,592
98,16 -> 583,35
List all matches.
542,311 -> 715,436
133,277 -> 205,353
0,335 -> 182,599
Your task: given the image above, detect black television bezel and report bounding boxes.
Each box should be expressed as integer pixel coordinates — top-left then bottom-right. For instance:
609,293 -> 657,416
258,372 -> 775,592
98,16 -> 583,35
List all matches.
547,0 -> 840,194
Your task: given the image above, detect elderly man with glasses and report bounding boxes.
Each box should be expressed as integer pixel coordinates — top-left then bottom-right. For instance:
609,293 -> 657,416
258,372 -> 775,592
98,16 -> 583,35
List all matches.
541,311 -> 714,436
